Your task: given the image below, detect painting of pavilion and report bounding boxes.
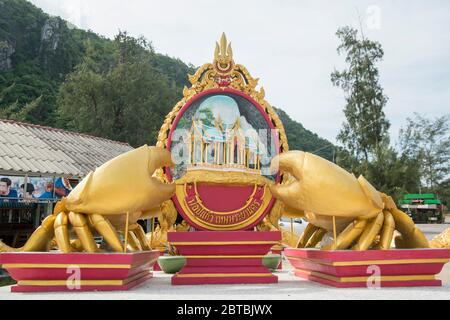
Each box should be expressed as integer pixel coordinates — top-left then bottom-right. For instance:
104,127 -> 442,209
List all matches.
187,114 -> 263,174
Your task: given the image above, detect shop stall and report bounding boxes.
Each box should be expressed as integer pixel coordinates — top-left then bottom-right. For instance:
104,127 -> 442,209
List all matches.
0,119 -> 133,247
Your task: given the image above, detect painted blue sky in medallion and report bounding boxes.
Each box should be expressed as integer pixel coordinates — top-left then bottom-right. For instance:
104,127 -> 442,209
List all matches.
196,95 -> 240,126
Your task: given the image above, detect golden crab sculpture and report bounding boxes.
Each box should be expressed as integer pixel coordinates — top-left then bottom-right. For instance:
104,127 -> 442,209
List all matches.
269,151 -> 432,250
1,145 -> 447,253
0,145 -> 175,253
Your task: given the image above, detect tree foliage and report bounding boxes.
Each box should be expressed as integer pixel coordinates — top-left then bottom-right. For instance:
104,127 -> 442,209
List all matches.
0,84 -> 42,122
58,31 -> 186,147
399,114 -> 450,196
0,0 -> 87,124
332,26 -> 390,164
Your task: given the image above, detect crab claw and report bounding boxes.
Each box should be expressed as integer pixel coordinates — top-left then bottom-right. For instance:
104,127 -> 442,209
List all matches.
147,146 -> 176,208
269,151 -> 304,210
269,151 -> 383,220
148,146 -> 175,173
66,145 -> 175,215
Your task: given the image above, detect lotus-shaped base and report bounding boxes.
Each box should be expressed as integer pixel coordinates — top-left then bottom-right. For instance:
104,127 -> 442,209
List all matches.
157,255 -> 186,274
262,253 -> 281,272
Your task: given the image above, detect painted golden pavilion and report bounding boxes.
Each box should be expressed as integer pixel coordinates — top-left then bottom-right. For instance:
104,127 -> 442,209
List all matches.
186,114 -> 262,174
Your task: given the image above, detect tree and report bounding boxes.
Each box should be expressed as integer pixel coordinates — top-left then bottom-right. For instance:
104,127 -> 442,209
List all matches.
0,84 -> 42,121
57,31 -> 182,147
198,108 -> 215,127
399,113 -> 450,192
331,26 -> 390,167
437,178 -> 450,207
366,142 -> 422,200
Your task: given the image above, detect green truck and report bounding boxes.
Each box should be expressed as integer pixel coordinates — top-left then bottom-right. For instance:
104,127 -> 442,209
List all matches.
398,193 -> 445,224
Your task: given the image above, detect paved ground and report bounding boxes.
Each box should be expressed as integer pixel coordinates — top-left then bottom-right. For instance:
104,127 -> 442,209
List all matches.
1,221 -> 449,300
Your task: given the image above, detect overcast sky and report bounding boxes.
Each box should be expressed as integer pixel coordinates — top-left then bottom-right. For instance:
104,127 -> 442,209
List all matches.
29,0 -> 450,146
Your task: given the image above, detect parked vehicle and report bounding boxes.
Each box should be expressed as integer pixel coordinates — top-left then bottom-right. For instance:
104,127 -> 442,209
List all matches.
398,194 -> 445,224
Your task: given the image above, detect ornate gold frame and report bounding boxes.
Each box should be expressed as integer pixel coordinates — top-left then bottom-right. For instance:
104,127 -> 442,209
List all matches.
156,33 -> 288,171
155,33 -> 289,231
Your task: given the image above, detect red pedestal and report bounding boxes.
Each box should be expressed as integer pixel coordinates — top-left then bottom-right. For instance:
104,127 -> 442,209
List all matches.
153,249 -> 165,272
168,231 -> 281,285
284,248 -> 450,288
0,251 -> 160,292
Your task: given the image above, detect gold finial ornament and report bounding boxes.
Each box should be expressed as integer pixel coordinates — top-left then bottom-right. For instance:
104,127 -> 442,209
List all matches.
214,33 -> 234,73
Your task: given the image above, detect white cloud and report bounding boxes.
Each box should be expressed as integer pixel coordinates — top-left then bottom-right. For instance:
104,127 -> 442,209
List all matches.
28,0 -> 450,145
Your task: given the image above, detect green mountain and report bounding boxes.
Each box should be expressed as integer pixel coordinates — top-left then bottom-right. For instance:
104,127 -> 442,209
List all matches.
0,0 -> 85,123
0,0 -> 193,126
0,0 -> 335,160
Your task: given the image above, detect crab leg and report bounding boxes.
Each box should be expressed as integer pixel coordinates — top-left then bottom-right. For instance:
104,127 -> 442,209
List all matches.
323,219 -> 368,250
381,194 -> 429,248
126,231 -> 142,251
296,223 -> 319,248
0,215 -> 56,252
390,207 -> 429,248
23,214 -> 56,252
353,212 -> 384,250
376,210 -> 395,250
130,224 -> 152,251
305,228 -> 327,248
89,214 -> 123,253
68,212 -> 98,252
54,212 -> 72,253
70,239 -> 84,252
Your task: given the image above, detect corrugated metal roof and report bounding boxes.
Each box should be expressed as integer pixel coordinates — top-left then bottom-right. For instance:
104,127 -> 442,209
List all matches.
0,119 -> 134,178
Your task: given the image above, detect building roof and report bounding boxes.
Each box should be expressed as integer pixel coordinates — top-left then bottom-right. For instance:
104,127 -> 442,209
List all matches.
0,119 -> 134,178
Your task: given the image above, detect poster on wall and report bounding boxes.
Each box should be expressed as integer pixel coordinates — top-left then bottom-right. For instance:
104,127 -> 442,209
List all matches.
0,176 -> 23,201
27,177 -> 56,199
0,176 -> 74,201
53,177 -> 73,199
